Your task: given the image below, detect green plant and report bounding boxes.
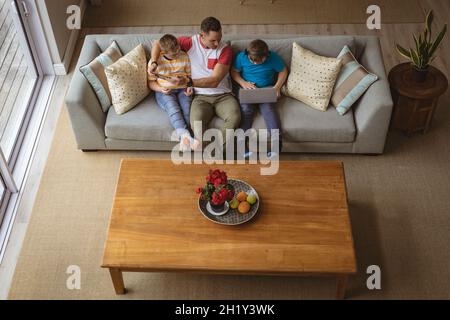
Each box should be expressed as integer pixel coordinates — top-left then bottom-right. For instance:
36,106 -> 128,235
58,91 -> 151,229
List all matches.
396,10 -> 447,70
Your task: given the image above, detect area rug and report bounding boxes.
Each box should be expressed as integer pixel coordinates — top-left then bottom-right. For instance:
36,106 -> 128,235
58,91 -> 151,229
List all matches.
83,0 -> 424,27
8,88 -> 450,299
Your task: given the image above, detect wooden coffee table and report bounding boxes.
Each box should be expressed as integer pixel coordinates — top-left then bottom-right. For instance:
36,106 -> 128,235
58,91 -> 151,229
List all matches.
102,159 -> 357,299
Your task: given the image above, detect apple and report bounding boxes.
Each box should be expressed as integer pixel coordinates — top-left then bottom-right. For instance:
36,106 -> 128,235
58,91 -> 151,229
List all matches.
230,198 -> 239,209
247,194 -> 257,205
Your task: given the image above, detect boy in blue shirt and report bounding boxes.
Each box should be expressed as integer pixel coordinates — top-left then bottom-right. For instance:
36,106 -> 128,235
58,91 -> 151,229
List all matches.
231,39 -> 288,158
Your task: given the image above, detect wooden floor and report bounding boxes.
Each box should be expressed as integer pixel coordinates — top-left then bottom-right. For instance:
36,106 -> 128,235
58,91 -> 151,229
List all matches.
0,0 -> 35,159
78,0 -> 449,84
83,0 -> 425,26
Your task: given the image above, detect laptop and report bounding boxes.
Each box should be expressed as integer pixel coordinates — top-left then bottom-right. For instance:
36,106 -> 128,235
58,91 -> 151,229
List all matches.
239,87 -> 278,104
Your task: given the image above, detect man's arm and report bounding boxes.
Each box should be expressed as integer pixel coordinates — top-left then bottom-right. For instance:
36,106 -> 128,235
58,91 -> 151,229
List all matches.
193,63 -> 230,88
149,40 -> 161,72
230,68 -> 244,86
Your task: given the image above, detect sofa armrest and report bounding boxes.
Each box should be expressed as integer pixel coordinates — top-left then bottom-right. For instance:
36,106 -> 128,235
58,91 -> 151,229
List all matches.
65,36 -> 107,150
353,37 -> 394,154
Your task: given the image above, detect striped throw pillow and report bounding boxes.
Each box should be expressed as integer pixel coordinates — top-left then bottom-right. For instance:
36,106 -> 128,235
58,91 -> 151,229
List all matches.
80,41 -> 123,112
331,45 -> 378,115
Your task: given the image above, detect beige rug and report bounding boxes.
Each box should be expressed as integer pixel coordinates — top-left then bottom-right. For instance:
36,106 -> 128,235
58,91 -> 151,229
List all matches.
83,0 -> 424,27
8,87 -> 450,299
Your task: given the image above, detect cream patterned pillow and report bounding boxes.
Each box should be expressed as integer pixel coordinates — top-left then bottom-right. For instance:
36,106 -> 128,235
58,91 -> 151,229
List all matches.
283,43 -> 343,111
105,44 -> 149,115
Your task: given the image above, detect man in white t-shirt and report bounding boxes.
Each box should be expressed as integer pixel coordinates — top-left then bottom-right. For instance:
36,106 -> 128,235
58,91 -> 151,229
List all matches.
149,17 -> 241,147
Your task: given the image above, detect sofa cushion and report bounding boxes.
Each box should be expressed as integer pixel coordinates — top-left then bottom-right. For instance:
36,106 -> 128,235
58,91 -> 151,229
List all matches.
105,94 -> 175,141
277,97 -> 356,143
106,94 -> 356,143
282,43 -> 343,112
88,34 -> 357,64
79,41 -> 122,112
331,45 -> 379,115
105,44 -> 150,115
211,96 -> 356,143
93,34 -> 160,59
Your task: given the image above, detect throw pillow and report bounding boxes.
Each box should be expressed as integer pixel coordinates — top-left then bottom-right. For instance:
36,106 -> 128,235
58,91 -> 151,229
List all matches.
80,41 -> 122,112
282,43 -> 342,112
105,44 -> 150,115
331,45 -> 378,115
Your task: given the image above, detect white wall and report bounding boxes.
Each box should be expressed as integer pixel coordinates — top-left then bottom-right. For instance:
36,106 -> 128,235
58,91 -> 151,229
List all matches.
46,0 -> 76,59
35,0 -> 86,75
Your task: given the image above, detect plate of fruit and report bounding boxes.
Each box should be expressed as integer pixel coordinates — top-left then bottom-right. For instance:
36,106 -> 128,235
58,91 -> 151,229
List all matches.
198,179 -> 259,226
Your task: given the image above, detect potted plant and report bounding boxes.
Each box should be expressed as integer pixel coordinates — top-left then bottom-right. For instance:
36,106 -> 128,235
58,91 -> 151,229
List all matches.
396,10 -> 447,83
196,169 -> 235,214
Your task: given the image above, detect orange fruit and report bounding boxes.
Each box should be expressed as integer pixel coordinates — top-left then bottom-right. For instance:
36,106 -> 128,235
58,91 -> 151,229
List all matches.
238,201 -> 251,214
237,191 -> 248,202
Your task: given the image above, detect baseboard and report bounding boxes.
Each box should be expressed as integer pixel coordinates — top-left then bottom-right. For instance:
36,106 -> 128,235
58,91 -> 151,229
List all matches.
53,63 -> 67,76
53,0 -> 87,75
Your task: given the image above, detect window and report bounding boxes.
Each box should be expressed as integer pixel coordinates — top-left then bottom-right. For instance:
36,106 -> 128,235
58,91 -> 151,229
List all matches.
0,0 -> 53,259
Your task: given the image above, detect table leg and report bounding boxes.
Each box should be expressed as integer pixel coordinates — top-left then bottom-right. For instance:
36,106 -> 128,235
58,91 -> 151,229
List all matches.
336,275 -> 349,300
109,268 -> 126,295
424,98 -> 438,134
406,100 -> 420,136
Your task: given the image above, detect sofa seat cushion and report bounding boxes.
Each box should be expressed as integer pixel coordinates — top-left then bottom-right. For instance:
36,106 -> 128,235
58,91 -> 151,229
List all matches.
105,94 -> 175,142
106,94 -> 356,144
216,97 -> 355,143
279,97 -> 356,143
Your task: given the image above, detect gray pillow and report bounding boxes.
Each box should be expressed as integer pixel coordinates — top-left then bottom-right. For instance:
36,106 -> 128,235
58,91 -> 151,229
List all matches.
331,45 -> 378,115
80,41 -> 122,112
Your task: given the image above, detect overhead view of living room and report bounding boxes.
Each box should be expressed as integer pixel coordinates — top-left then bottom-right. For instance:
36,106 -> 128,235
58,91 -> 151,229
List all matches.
0,0 -> 449,302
